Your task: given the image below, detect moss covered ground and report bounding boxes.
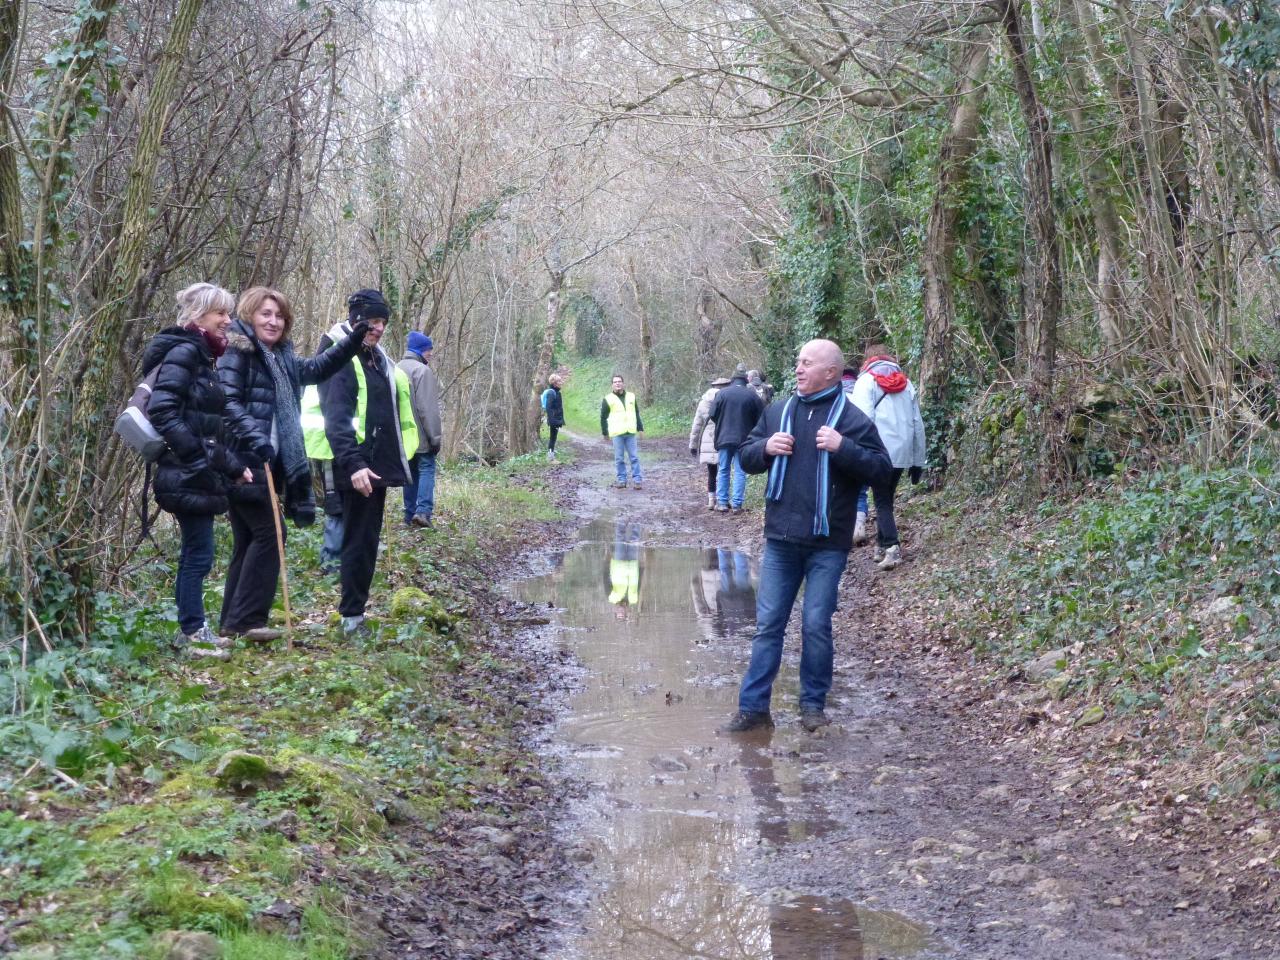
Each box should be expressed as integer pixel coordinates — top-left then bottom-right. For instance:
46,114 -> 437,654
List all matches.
0,453 -> 563,958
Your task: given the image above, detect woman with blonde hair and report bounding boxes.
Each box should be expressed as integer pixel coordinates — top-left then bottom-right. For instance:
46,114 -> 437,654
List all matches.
217,286 -> 367,640
142,282 -> 251,658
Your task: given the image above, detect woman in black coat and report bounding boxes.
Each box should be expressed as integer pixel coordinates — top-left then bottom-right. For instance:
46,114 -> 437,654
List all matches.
217,287 -> 366,639
143,282 -> 250,658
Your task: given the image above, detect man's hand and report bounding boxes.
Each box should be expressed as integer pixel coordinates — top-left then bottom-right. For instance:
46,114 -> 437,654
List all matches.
239,467 -> 253,484
351,467 -> 380,497
815,425 -> 844,452
764,432 -> 794,457
690,448 -> 698,457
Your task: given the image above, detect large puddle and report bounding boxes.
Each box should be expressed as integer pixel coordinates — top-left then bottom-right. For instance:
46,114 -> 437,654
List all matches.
520,518 -> 930,959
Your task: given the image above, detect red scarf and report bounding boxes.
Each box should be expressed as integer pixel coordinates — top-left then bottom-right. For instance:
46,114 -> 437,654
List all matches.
185,322 -> 227,358
861,355 -> 907,394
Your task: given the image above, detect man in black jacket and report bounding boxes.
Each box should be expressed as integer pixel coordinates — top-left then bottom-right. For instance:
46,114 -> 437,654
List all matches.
314,289 -> 418,636
708,364 -> 765,513
722,339 -> 892,734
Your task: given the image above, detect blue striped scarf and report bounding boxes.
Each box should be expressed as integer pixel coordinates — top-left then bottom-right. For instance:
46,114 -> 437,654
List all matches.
765,383 -> 847,537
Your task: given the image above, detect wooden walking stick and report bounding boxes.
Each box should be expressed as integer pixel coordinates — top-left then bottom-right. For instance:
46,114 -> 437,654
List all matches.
264,465 -> 294,650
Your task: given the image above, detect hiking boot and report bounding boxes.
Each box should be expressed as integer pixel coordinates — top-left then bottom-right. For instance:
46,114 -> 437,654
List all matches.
876,545 -> 902,571
715,502 -> 729,513
242,626 -> 283,643
632,481 -> 643,490
731,506 -> 743,515
852,512 -> 869,545
410,515 -> 433,529
720,710 -> 774,733
800,708 -> 830,732
872,544 -> 885,564
614,480 -> 627,489
707,492 -> 716,510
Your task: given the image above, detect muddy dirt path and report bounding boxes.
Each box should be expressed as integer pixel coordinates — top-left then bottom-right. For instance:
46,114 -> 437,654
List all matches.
521,434 -> 1276,960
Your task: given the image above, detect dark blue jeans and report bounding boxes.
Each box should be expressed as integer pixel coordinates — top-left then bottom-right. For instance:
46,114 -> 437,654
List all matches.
738,538 -> 848,714
403,451 -> 437,521
174,512 -> 215,635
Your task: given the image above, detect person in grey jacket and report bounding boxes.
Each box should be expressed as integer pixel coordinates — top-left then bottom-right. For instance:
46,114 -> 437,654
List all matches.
849,345 -> 927,571
689,376 -> 730,509
398,331 -> 443,528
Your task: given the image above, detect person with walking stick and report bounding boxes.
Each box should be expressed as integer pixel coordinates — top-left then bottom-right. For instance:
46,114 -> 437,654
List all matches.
218,287 -> 367,642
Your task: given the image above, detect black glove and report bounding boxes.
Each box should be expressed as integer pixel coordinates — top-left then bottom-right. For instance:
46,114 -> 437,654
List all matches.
254,442 -> 276,466
909,465 -> 924,485
690,448 -> 698,457
289,500 -> 316,528
347,319 -> 370,343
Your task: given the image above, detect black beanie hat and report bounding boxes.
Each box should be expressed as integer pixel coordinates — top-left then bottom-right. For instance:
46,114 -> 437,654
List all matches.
347,288 -> 390,322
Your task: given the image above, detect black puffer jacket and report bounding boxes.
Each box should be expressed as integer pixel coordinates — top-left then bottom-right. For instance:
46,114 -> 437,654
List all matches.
142,327 -> 244,516
219,318 -> 363,507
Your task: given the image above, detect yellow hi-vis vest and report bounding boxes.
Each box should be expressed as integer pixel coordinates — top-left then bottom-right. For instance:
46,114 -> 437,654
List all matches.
604,391 -> 638,437
300,358 -> 418,461
608,558 -> 639,605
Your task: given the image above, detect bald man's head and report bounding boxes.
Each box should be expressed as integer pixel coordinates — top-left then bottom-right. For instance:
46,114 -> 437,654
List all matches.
794,339 -> 845,394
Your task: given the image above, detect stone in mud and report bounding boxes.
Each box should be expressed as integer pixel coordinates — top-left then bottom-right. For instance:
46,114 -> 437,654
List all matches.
1193,595 -> 1240,622
977,783 -> 1015,801
1045,673 -> 1073,700
1074,705 -> 1106,728
151,931 -> 222,960
468,825 -> 519,854
1025,647 -> 1069,681
987,863 -> 1041,885
648,754 -> 690,772
872,764 -> 907,785
254,900 -> 303,937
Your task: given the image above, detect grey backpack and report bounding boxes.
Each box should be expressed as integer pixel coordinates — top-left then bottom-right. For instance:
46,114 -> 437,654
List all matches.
114,367 -> 167,462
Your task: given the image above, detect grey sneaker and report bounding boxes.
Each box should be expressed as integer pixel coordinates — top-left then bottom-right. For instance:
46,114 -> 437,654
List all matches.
800,709 -> 830,732
720,710 -> 774,733
342,615 -> 371,639
707,492 -> 716,510
872,544 -> 885,564
632,481 -> 643,490
715,502 -> 729,513
193,624 -> 233,649
877,545 -> 902,571
852,512 -> 869,545
179,627 -> 230,660
614,480 -> 627,489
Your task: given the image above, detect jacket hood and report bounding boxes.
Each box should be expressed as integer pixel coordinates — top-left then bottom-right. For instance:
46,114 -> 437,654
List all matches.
142,327 -> 204,371
226,317 -> 257,353
400,350 -> 427,365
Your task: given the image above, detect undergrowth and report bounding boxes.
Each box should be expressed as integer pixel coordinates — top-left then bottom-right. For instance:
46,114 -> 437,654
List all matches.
0,454 -> 562,957
929,462 -> 1280,805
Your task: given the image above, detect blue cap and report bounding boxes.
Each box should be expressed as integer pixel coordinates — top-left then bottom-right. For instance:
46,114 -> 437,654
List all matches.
407,331 -> 433,355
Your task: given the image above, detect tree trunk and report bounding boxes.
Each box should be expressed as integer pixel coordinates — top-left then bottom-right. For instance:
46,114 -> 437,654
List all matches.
1000,0 -> 1061,405
919,29 -> 992,431
80,0 -> 206,425
524,267 -> 564,452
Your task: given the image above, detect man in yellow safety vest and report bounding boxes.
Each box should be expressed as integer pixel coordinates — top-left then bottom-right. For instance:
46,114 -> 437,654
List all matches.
300,289 -> 418,637
599,374 -> 644,490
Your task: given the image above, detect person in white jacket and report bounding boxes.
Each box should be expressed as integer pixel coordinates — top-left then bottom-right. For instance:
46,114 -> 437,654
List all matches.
848,346 -> 927,570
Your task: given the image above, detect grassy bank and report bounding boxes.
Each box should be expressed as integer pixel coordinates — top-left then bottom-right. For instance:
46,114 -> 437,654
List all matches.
558,354 -> 689,439
920,463 -> 1280,808
0,454 -> 562,959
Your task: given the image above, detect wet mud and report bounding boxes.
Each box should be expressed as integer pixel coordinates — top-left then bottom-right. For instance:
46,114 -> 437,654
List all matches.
520,435 -> 1277,960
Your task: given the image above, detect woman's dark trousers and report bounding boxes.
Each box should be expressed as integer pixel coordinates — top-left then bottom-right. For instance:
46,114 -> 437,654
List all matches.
340,487 -> 386,617
873,468 -> 905,548
221,495 -> 282,633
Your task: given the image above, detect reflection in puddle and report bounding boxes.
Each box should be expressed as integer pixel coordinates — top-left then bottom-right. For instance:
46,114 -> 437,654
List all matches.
520,522 -> 931,959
